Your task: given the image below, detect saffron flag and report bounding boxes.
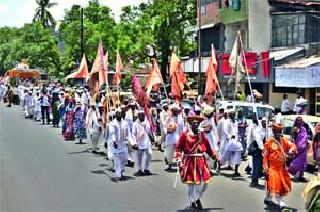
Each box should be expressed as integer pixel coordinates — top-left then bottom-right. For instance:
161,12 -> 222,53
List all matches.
228,35 -> 246,88
145,59 -> 163,95
113,51 -> 123,86
89,57 -> 100,95
204,50 -> 218,98
97,39 -> 107,87
170,53 -> 188,100
65,54 -> 89,80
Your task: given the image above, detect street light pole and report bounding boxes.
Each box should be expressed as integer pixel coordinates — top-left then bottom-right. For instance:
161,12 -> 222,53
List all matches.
197,0 -> 202,95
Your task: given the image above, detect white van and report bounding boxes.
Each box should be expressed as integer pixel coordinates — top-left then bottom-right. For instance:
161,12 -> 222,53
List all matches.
217,100 -> 274,120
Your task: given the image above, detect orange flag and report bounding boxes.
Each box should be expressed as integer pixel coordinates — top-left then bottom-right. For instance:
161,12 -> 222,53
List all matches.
99,51 -> 108,86
145,59 -> 163,95
205,50 -> 219,99
113,51 -> 123,86
177,63 -> 188,91
65,54 -> 89,80
89,59 -> 99,95
170,53 -> 180,77
170,53 -> 188,100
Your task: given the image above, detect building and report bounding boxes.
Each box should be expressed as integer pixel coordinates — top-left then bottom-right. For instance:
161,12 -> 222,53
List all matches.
183,0 -> 273,101
268,0 -> 320,115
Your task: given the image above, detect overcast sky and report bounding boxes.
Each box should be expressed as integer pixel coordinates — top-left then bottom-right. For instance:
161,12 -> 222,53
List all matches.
0,0 -> 148,27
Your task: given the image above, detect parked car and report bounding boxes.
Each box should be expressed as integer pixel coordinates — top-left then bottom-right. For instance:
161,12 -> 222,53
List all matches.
217,100 -> 274,121
282,115 -> 320,169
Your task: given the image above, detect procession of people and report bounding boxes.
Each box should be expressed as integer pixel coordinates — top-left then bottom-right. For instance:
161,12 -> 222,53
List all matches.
0,77 -> 319,211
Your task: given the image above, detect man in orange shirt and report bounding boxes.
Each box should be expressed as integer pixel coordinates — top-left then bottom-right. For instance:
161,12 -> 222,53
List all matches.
263,123 -> 297,209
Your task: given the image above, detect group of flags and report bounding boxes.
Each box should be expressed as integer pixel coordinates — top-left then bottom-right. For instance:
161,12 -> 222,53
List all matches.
66,33 -> 247,101
65,39 -> 123,95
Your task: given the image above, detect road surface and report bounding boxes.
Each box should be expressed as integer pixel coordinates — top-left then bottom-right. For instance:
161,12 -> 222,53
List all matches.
0,104 -> 310,212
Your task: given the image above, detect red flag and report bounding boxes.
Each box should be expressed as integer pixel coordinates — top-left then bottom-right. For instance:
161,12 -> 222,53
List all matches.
65,54 -> 89,80
261,51 -> 270,78
113,51 -> 123,86
204,51 -> 219,98
131,75 -> 155,132
145,59 -> 163,95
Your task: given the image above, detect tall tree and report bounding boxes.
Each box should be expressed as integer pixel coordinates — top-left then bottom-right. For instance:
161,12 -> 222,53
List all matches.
33,0 -> 58,28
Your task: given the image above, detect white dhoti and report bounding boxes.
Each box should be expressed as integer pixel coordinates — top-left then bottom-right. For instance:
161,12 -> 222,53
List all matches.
226,138 -> 243,166
136,148 -> 152,171
164,144 -> 176,165
91,132 -> 101,151
126,143 -> 134,161
34,111 -> 41,121
188,182 -> 208,203
113,152 -> 127,178
220,139 -> 230,164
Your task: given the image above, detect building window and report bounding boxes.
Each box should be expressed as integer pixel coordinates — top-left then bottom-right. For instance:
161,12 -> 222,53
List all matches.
271,13 -> 306,47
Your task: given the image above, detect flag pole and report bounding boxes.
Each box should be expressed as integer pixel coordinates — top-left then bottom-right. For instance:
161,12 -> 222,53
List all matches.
238,32 -> 254,103
211,44 -> 224,101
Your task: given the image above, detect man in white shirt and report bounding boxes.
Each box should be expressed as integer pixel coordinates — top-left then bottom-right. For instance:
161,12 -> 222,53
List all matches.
281,94 -> 291,115
202,105 -> 219,172
164,104 -> 185,171
293,92 -> 307,115
25,91 -> 34,118
132,110 -> 153,176
86,103 -> 101,153
108,108 -> 131,182
222,110 -> 243,176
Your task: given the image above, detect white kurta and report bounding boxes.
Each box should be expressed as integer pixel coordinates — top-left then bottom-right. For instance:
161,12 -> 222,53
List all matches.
164,115 -> 184,165
108,119 -> 130,178
203,117 -> 219,152
132,120 -> 152,171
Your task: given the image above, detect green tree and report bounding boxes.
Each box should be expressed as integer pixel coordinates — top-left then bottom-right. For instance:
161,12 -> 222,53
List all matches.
33,0 -> 58,28
59,0 -> 117,75
0,23 -> 60,77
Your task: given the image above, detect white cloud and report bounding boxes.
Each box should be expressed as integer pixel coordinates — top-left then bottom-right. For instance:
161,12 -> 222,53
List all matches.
0,4 -> 8,14
3,0 -> 148,27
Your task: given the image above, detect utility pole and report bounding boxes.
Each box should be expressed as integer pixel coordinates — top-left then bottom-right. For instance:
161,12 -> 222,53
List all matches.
80,7 -> 84,58
197,0 -> 202,95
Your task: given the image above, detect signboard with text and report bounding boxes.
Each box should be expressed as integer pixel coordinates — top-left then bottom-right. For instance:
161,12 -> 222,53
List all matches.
275,67 -> 320,88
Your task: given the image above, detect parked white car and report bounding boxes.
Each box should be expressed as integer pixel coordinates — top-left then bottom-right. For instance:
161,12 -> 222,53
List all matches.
217,100 -> 274,121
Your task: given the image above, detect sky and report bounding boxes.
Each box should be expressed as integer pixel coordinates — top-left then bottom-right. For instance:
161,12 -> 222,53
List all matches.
0,0 -> 148,27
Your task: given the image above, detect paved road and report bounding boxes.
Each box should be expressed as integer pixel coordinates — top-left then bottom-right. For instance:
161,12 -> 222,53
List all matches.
0,104 -> 310,212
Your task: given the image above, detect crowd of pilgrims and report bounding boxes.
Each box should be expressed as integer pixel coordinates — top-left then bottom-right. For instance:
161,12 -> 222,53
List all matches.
1,80 -> 320,211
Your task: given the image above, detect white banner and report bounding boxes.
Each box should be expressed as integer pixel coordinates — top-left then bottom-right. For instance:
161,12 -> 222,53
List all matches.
275,67 -> 320,88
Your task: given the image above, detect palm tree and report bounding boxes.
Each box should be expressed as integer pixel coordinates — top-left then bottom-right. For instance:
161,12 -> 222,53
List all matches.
33,0 -> 58,28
